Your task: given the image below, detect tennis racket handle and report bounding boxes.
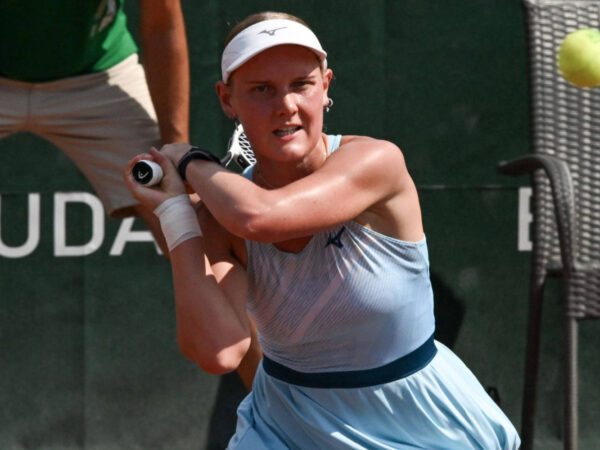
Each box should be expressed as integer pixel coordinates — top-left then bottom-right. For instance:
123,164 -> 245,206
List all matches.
132,160 -> 163,186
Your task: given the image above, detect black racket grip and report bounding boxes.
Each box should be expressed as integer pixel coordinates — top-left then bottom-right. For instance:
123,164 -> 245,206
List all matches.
132,160 -> 163,186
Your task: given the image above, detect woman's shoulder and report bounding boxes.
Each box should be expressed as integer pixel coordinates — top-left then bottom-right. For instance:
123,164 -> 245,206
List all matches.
337,134 -> 401,150
331,136 -> 421,241
334,135 -> 405,164
323,135 -> 410,194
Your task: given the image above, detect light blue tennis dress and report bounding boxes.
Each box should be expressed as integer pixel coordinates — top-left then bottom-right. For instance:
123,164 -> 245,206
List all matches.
229,135 -> 520,449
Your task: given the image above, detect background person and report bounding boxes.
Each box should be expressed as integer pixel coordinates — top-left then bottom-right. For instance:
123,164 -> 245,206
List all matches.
0,0 -> 189,252
0,0 -> 260,395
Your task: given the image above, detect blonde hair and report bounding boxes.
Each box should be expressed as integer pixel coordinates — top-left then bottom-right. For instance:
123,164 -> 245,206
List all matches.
224,12 -> 312,47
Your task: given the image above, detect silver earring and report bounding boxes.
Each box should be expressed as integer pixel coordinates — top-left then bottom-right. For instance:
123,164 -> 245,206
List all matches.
325,98 -> 334,113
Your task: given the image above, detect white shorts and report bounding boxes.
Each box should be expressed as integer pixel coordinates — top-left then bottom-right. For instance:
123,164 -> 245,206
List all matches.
228,341 -> 521,450
0,54 -> 160,217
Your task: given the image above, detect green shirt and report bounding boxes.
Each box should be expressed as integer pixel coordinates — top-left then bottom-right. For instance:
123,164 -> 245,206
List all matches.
0,0 -> 137,82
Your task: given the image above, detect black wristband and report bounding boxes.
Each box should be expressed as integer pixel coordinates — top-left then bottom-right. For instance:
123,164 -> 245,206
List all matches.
177,147 -> 222,181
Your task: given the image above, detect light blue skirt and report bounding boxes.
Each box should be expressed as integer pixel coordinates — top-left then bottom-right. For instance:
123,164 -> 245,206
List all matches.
227,341 -> 520,449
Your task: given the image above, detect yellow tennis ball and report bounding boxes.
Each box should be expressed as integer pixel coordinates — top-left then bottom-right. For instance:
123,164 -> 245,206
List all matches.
558,28 -> 600,88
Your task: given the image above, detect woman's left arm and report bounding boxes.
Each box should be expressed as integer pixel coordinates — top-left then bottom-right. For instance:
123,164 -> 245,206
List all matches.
160,137 -> 418,242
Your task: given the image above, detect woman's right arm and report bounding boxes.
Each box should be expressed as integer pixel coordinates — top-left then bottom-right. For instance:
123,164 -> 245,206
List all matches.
169,217 -> 252,374
124,152 -> 252,374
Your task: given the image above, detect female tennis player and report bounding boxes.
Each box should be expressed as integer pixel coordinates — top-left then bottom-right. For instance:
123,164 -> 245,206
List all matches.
124,11 -> 520,449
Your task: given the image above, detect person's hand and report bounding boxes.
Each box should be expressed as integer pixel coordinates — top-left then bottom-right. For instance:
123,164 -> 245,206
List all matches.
123,147 -> 187,211
158,143 -> 199,195
159,142 -> 194,167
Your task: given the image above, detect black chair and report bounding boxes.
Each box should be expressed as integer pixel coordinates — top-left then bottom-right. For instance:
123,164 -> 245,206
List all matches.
498,1 -> 600,449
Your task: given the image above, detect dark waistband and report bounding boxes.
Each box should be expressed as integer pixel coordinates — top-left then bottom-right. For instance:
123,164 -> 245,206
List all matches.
262,333 -> 437,389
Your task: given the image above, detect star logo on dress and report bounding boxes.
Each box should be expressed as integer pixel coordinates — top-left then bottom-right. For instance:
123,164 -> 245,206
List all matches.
326,226 -> 346,249
258,27 -> 287,36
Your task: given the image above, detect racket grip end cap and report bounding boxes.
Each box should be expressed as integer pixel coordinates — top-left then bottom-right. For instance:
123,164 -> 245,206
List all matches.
133,160 -> 163,186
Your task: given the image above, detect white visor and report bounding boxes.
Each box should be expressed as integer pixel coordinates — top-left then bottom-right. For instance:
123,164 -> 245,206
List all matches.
221,19 -> 327,83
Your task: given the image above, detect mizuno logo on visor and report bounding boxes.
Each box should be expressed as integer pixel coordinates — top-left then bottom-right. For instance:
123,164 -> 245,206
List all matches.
258,27 -> 287,36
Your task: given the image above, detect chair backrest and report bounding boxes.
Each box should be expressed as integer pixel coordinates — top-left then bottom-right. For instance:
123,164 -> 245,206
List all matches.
523,0 -> 600,319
